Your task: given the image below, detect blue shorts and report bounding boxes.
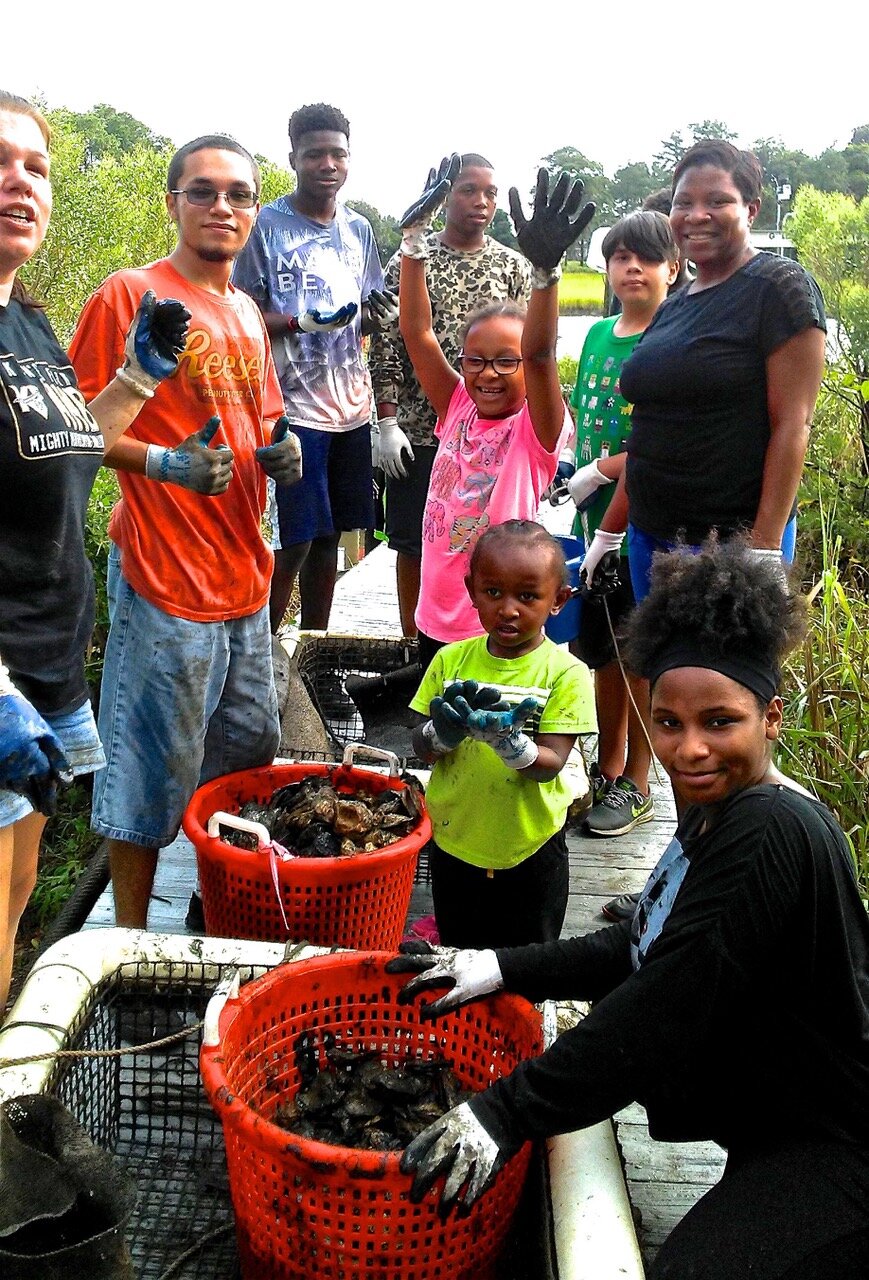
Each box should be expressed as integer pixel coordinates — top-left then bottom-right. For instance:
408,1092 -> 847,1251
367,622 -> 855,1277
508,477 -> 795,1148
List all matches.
274,422 -> 374,547
628,517 -> 798,602
91,547 -> 280,849
0,697 -> 105,829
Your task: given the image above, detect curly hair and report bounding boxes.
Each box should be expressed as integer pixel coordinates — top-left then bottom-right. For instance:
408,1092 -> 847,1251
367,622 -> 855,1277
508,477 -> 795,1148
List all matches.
623,537 -> 806,685
469,520 -> 566,583
289,104 -> 350,148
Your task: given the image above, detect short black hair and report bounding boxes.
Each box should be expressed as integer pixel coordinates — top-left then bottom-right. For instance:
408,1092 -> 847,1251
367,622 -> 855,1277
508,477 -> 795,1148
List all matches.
642,187 -> 673,215
622,536 -> 806,700
459,299 -> 526,347
167,134 -> 260,195
460,153 -> 494,170
289,103 -> 350,149
470,520 -> 567,583
602,211 -> 678,265
673,140 -> 764,204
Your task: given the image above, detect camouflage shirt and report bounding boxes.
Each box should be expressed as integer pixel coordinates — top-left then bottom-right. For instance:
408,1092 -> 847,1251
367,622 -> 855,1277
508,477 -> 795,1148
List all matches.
369,234 -> 532,446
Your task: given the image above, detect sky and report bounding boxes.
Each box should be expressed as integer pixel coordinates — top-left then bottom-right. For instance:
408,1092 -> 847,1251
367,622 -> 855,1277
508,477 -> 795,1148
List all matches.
8,1 -> 868,218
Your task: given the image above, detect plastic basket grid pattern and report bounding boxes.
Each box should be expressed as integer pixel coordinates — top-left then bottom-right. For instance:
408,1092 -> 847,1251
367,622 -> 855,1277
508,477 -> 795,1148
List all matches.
184,762 -> 429,949
201,952 -> 544,1280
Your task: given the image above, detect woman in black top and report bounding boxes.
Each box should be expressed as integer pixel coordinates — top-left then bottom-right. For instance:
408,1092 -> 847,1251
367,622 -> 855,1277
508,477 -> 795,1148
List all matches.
391,540 -> 869,1279
580,140 -> 827,601
0,90 -> 188,1009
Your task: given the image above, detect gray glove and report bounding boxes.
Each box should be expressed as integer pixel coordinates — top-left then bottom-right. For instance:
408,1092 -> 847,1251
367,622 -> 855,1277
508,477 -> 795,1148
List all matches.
400,1101 -> 503,1211
255,416 -> 302,486
400,154 -> 462,258
387,943 -> 503,1020
365,288 -> 400,328
464,698 -> 539,770
145,415 -> 234,494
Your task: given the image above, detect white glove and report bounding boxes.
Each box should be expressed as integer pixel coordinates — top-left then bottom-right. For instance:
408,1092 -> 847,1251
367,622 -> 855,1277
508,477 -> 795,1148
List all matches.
567,459 -> 612,511
290,303 -> 357,333
377,416 -> 415,479
145,416 -> 234,495
464,699 -> 539,770
400,1101 -> 503,1210
387,945 -> 503,1019
581,528 -> 625,587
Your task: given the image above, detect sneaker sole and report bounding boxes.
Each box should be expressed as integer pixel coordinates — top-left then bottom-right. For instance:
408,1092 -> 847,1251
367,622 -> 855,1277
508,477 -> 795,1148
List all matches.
585,807 -> 655,838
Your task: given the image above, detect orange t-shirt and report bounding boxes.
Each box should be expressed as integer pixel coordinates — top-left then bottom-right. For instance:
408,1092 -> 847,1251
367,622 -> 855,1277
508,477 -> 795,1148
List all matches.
69,259 -> 284,622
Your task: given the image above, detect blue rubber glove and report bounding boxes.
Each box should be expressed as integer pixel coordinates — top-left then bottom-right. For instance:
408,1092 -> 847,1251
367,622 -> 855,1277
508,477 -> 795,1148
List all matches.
118,290 -> 191,398
145,416 -> 234,495
291,303 -> 358,333
255,416 -> 302,486
0,692 -> 71,816
464,698 -> 539,770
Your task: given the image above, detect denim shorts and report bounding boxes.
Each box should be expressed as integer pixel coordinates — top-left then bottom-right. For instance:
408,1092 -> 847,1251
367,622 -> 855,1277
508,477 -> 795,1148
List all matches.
0,697 -> 105,829
274,422 -> 374,547
91,547 -> 280,848
628,516 -> 798,602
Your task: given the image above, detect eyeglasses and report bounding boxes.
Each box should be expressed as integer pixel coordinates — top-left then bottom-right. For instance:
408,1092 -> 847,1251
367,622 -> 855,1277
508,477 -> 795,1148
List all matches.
170,184 -> 258,209
457,354 -> 523,375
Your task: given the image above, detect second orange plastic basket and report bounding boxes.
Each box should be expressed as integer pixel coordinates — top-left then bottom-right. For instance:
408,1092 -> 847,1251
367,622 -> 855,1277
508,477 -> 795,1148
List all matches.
182,747 -> 431,949
200,951 -> 544,1280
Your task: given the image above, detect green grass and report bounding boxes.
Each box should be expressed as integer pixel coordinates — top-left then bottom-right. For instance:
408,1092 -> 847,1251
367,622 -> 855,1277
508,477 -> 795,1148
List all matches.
558,269 -> 605,315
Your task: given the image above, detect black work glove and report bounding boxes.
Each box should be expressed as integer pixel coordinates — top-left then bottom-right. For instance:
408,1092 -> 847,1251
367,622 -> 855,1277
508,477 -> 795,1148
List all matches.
508,169 -> 596,283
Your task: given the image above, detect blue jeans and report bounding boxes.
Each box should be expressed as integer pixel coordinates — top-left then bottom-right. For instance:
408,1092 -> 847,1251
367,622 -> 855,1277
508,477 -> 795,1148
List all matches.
628,518 -> 798,602
91,547 -> 279,848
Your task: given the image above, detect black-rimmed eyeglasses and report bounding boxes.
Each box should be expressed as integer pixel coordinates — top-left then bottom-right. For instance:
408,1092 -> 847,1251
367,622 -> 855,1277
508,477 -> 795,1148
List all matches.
170,184 -> 258,209
457,354 -> 523,375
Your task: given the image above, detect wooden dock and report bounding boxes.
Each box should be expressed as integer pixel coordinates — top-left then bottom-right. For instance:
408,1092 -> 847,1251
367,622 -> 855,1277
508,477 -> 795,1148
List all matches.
85,541 -> 724,1268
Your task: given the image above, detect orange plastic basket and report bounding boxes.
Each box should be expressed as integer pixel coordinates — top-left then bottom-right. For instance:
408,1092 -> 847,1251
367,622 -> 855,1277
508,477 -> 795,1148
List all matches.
182,749 -> 431,950
200,952 -> 543,1280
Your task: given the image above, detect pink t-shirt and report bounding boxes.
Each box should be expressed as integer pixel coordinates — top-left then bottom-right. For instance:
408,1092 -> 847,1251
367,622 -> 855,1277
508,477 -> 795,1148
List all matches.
415,380 -> 570,643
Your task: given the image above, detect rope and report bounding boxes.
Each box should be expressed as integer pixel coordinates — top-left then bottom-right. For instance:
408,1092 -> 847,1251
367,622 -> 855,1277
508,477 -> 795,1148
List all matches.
0,1019 -> 205,1070
154,1223 -> 234,1280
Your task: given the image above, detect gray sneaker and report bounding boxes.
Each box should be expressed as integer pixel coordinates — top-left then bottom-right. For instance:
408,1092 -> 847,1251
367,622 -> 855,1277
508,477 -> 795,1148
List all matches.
586,775 -> 654,837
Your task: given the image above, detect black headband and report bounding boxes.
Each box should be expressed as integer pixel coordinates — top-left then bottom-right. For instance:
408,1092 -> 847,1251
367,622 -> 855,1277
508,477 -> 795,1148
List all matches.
646,644 -> 780,704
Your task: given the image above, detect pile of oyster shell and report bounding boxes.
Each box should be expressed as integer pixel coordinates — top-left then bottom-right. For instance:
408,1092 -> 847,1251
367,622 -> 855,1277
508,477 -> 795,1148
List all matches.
223,774 -> 424,857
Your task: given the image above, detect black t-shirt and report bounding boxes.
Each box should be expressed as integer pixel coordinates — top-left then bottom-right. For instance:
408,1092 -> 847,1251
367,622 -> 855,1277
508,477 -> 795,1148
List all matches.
475,786 -> 869,1157
0,299 -> 104,713
620,254 -> 826,542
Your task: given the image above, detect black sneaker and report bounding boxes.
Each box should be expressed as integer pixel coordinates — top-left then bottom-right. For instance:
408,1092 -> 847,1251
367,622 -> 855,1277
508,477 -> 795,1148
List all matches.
185,890 -> 206,933
585,775 -> 654,837
601,892 -> 640,922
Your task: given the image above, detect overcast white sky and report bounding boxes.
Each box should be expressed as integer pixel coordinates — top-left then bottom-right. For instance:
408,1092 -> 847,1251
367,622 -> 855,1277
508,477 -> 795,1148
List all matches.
8,1 -> 867,217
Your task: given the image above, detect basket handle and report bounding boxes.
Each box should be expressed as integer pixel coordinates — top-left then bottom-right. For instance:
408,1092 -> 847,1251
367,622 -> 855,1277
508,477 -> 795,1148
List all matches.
207,810 -> 272,849
203,968 -> 240,1046
341,743 -> 401,776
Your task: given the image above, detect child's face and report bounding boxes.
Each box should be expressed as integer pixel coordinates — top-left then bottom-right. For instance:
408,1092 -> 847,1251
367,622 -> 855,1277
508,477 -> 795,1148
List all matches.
466,541 -> 571,659
606,246 -> 677,309
460,315 -> 526,419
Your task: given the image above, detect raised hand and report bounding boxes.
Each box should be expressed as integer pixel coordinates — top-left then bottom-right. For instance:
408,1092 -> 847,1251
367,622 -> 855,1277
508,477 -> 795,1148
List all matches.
508,170 -> 596,284
255,416 -> 302,486
145,416 -> 235,495
399,154 -> 462,258
119,290 -> 191,397
0,691 -> 71,816
292,302 -> 358,334
386,942 -> 504,1020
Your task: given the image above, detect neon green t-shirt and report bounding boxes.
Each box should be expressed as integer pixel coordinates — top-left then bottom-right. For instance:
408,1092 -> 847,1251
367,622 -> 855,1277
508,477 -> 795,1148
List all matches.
569,316 -> 642,548
410,635 -> 595,868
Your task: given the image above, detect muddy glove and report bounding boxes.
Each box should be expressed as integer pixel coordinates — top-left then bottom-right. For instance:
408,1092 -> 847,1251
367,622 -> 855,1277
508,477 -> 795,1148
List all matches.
509,170 -> 596,289
0,686 -> 71,816
401,1101 -> 505,1212
288,302 -> 358,334
145,415 -> 234,495
580,529 -> 624,596
387,942 -> 503,1019
568,459 -> 613,512
256,416 -> 302,486
117,290 -> 191,398
400,154 -> 462,258
365,288 -> 399,328
422,681 -> 510,756
377,416 -> 414,479
464,698 -> 539,770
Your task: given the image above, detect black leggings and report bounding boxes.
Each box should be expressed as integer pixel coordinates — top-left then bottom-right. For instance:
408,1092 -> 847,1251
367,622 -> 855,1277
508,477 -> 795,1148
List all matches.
430,831 -> 569,950
649,1139 -> 869,1280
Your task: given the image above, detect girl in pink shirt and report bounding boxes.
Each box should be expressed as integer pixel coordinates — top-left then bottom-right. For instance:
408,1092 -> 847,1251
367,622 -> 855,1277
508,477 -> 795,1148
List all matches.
397,158 -> 594,664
